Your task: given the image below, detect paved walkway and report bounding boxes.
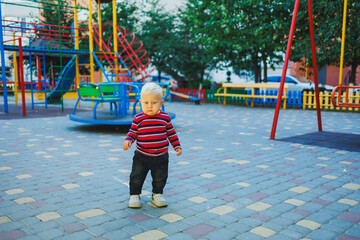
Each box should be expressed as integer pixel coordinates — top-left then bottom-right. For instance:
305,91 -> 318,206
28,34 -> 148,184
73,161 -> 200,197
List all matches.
0,101 -> 359,240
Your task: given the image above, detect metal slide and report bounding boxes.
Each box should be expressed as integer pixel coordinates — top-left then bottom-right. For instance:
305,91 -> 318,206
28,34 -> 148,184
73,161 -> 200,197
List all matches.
47,54 -> 89,102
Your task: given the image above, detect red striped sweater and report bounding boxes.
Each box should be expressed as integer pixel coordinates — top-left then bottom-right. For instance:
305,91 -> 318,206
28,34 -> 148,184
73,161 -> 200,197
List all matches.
125,111 -> 181,156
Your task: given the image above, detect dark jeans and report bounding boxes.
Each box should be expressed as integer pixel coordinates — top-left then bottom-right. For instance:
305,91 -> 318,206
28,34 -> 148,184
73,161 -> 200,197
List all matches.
129,151 -> 169,195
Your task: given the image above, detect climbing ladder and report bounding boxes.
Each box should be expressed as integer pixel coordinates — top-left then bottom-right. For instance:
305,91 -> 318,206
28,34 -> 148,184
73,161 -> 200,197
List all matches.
91,23 -> 152,83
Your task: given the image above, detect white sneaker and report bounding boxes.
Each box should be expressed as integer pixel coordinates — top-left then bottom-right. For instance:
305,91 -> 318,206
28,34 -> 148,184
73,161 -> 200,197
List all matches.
129,195 -> 141,208
151,194 -> 168,207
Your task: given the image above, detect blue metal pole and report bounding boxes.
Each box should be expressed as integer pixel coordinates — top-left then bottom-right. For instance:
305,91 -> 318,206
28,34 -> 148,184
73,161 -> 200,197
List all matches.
0,5 -> 9,112
42,39 -> 47,108
29,38 -> 35,109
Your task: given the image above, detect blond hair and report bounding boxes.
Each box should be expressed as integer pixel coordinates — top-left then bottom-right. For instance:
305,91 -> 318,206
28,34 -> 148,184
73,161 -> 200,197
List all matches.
141,82 -> 163,99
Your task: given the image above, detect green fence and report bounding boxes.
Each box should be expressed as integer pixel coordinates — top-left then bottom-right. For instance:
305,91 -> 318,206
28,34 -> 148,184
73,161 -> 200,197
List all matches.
205,89 -> 248,104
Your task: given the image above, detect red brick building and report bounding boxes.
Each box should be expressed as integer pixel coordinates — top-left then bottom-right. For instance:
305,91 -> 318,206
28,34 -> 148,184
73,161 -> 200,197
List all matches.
290,61 -> 360,87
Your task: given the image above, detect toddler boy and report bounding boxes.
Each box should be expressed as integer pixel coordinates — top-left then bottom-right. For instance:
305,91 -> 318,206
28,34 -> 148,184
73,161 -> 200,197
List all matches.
123,82 -> 182,208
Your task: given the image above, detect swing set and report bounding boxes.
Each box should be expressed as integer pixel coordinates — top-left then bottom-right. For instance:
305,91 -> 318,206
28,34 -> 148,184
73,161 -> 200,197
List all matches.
330,0 -> 360,108
270,0 -> 359,140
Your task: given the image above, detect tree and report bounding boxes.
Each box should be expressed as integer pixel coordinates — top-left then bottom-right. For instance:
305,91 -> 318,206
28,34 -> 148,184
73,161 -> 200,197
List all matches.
173,0 -> 216,87
176,0 -> 291,83
138,0 -> 175,83
93,0 -> 139,43
31,0 -> 76,87
205,0 -> 291,82
291,0 -> 360,85
39,0 -> 73,27
91,0 -> 139,74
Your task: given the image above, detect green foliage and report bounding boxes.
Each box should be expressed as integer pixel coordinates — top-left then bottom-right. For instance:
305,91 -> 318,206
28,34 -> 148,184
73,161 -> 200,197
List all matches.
138,0 -> 175,81
5,66 -> 11,78
35,0 -> 77,82
170,0 -> 215,85
211,0 -> 291,82
39,0 -> 73,27
92,0 -> 139,70
170,0 -> 292,84
202,79 -> 212,89
291,0 -> 359,84
93,0 -> 139,42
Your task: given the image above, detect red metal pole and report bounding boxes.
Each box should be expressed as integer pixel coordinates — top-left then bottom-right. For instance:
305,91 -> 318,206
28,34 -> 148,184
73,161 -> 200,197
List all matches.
36,57 -> 42,91
18,38 -> 26,116
270,0 -> 301,140
307,0 -> 322,131
17,58 -> 21,90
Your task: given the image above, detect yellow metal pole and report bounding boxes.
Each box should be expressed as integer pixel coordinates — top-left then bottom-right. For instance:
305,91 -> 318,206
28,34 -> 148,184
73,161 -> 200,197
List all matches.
74,0 -> 80,88
112,0 -> 119,81
338,0 -> 347,86
98,0 -> 103,83
13,33 -> 18,106
89,0 -> 95,83
74,0 -> 81,107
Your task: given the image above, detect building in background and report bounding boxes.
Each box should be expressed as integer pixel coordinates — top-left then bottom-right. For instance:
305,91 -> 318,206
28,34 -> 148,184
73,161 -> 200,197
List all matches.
290,61 -> 360,87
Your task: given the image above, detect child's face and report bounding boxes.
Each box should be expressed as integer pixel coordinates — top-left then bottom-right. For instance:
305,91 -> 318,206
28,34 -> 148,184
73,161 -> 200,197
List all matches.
140,93 -> 164,116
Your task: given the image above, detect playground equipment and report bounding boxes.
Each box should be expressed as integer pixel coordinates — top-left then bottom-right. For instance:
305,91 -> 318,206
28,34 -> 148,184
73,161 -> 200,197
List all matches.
0,0 -> 175,124
270,0 -> 359,140
70,82 -> 173,124
270,0 -> 322,139
169,90 -> 203,104
331,0 -> 360,108
0,1 -> 89,114
215,83 -> 289,109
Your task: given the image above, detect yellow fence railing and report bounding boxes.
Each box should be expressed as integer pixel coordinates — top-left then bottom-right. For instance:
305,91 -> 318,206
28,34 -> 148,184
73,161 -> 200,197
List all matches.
303,91 -> 360,112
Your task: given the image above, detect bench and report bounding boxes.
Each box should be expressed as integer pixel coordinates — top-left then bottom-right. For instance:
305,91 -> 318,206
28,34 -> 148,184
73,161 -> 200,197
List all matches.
214,83 -> 289,109
72,82 -> 123,119
169,91 -> 202,104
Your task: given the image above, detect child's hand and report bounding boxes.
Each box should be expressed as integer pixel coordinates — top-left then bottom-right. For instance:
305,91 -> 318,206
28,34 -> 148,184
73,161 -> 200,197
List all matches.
175,148 -> 182,156
123,140 -> 132,151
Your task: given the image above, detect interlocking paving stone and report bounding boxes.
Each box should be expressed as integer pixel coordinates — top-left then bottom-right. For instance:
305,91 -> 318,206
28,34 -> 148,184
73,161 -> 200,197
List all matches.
128,213 -> 152,223
61,183 -> 80,189
342,183 -> 360,190
160,213 -> 183,223
250,226 -> 276,238
74,209 -> 106,220
0,230 -> 26,240
184,223 -> 217,238
61,222 -> 87,234
285,198 -> 306,206
38,186 -> 65,193
131,229 -> 168,240
28,200 -> 48,209
338,198 -> 359,206
1,102 -> 360,239
0,216 -> 12,224
296,219 -> 321,230
36,212 -> 61,222
336,234 -> 360,240
208,205 -> 236,215
251,213 -> 272,222
39,228 -> 65,239
247,192 -> 269,201
246,202 -> 272,212
288,186 -> 310,194
338,212 -> 360,223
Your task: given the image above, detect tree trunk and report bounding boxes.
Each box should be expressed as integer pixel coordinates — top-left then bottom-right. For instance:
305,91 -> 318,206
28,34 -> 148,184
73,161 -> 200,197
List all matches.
350,62 -> 358,85
263,55 -> 268,83
158,71 -> 161,83
258,64 -> 262,83
253,54 -> 259,83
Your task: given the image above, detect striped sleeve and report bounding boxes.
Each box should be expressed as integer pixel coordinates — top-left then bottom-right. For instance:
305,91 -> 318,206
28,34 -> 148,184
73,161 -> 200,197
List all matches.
166,119 -> 181,150
125,117 -> 138,143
